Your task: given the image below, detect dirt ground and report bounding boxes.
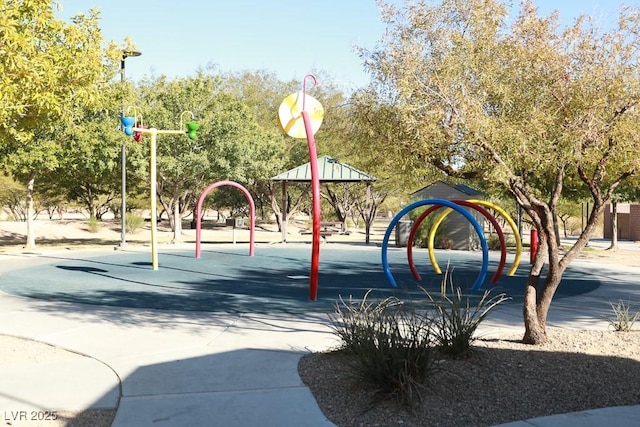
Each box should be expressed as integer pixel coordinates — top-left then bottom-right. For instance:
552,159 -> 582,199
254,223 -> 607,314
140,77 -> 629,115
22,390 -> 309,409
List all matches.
1,217 -> 638,266
0,217 -> 364,249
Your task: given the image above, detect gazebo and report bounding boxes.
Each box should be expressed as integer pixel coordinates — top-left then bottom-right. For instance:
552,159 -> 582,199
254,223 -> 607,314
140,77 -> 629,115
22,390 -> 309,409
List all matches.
271,155 -> 377,242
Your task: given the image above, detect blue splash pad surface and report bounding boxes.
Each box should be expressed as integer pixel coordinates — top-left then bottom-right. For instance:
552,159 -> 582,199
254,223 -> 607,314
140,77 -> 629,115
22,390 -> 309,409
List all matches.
0,246 -> 598,313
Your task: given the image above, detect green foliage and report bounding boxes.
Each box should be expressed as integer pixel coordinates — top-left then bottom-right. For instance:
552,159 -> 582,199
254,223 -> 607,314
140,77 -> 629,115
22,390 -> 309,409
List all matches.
55,88 -> 126,217
486,233 -> 515,251
133,72 -> 289,230
361,0 -> 640,221
329,291 -> 438,408
125,212 -> 144,234
87,217 -> 101,233
487,233 -> 501,251
0,174 -> 25,220
426,272 -> 510,358
608,300 -> 640,332
0,0 -> 120,247
0,1 -> 117,168
408,207 -> 448,248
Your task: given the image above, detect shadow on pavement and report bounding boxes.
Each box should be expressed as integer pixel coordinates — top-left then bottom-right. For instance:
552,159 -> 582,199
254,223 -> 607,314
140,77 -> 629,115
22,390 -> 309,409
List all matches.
0,247 -> 599,314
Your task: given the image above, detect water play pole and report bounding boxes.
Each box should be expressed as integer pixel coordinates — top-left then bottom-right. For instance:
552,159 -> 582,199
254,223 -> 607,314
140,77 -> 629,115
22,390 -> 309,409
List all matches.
195,180 -> 256,258
277,75 -> 325,301
301,75 -> 321,301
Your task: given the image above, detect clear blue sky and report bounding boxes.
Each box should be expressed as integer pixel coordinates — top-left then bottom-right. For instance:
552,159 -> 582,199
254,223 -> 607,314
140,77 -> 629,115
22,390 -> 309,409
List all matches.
58,0 -> 638,90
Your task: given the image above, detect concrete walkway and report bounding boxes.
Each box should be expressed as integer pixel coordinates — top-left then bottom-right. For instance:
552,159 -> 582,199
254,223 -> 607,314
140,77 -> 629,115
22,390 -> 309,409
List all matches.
0,246 -> 639,426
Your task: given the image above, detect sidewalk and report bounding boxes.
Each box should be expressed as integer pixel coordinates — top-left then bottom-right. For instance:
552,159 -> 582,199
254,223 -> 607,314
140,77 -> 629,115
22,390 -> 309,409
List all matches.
0,285 -> 337,426
0,247 -> 639,426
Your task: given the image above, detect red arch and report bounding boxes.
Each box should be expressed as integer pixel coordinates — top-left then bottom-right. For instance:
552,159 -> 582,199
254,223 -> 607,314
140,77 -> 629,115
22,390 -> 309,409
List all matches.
407,200 -> 506,283
195,180 -> 255,258
407,205 -> 441,280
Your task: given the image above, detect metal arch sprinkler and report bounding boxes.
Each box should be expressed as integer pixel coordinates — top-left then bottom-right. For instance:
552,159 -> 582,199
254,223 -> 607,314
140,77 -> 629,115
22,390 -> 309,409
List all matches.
468,199 -> 522,275
381,199 -> 489,291
406,204 -> 442,280
420,199 -> 522,278
407,200 -> 507,283
195,180 -> 256,259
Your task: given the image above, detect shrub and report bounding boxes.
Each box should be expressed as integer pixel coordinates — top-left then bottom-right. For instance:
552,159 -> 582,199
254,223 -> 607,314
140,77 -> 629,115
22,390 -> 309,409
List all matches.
125,212 -> 144,233
487,233 -> 516,251
409,207 -> 448,248
87,217 -> 101,233
608,299 -> 640,332
487,233 -> 502,250
329,291 -> 439,408
327,273 -> 508,407
425,271 -> 509,358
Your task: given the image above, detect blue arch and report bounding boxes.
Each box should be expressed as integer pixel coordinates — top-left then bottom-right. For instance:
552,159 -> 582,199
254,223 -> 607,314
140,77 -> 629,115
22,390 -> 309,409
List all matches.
382,198 -> 489,291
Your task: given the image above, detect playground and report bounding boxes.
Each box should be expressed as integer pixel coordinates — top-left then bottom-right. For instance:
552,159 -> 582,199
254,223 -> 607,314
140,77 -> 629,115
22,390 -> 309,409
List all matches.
0,243 -> 600,313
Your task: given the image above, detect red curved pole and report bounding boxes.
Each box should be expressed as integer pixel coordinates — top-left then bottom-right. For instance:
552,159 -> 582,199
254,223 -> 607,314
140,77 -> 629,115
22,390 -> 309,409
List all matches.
407,200 -> 507,283
407,205 -> 441,281
302,113 -> 321,301
302,74 -> 321,301
195,180 -> 256,258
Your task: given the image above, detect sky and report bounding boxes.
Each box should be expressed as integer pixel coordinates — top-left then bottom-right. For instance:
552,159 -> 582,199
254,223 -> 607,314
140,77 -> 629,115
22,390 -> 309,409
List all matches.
58,0 -> 639,91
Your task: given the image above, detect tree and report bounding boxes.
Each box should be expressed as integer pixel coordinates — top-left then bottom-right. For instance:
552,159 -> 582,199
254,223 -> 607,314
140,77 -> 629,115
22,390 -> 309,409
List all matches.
53,81 -> 144,220
555,199 -> 582,239
322,83 -> 440,243
361,0 -> 640,344
222,70 -> 326,231
321,183 -> 358,229
0,174 -> 27,220
0,1 -> 119,247
219,70 -> 296,222
133,72 -> 286,241
353,185 -> 388,243
134,74 -> 220,238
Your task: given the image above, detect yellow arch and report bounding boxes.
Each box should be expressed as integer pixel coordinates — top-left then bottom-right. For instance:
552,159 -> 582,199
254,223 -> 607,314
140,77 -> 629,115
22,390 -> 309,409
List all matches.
427,200 -> 522,276
428,208 -> 450,275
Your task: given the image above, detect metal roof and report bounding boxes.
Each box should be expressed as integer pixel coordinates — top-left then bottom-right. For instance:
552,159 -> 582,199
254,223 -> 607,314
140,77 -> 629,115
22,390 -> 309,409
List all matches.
271,155 -> 377,182
411,180 -> 484,198
452,183 -> 484,197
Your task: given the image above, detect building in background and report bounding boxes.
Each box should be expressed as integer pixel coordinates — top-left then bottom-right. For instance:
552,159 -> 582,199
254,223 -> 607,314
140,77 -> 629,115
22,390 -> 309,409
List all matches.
603,203 -> 640,241
410,181 -> 485,251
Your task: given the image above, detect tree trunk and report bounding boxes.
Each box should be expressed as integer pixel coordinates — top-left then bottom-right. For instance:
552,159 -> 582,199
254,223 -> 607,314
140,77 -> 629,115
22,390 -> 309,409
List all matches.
364,184 -> 373,244
522,220 -> 571,344
608,201 -> 619,251
522,233 -> 546,344
172,200 -> 182,243
552,211 -> 561,247
25,170 -> 37,249
269,183 -> 283,232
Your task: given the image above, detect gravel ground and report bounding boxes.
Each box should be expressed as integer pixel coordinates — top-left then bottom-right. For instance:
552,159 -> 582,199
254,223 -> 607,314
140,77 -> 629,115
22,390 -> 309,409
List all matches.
297,246 -> 640,427
298,328 -> 640,427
